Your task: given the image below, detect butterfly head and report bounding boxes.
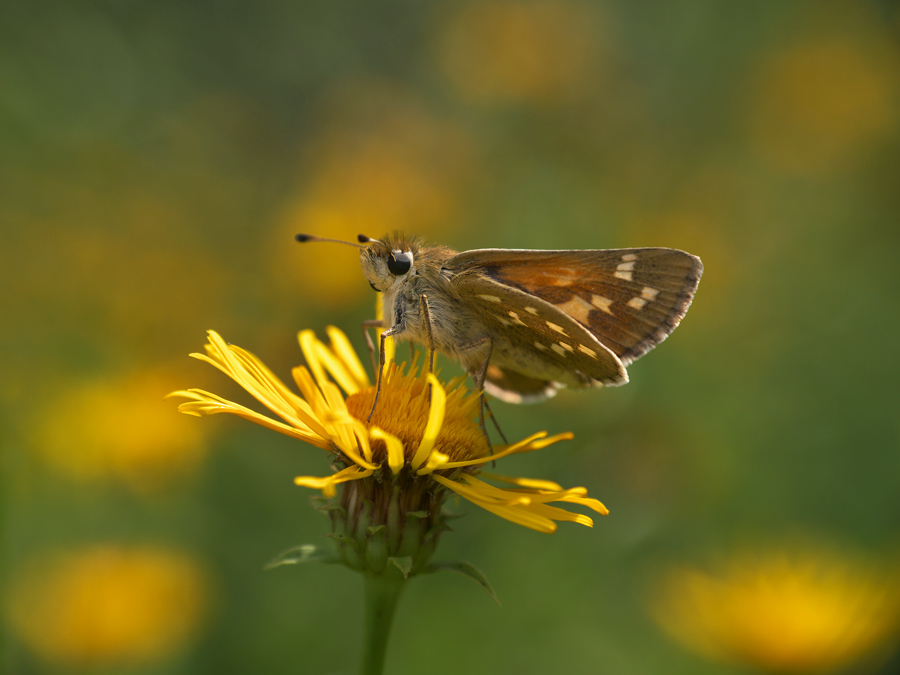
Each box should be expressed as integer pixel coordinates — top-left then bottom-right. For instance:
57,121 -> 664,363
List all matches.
358,233 -> 422,292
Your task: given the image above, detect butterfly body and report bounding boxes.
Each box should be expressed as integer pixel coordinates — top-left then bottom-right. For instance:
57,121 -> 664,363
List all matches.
357,232 -> 703,404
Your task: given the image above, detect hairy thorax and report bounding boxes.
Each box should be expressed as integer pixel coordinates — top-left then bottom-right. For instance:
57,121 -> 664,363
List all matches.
384,272 -> 490,372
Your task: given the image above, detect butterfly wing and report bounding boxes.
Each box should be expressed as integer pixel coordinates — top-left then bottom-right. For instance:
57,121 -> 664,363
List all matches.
450,265 -> 629,401
449,247 -> 702,366
482,365 -> 562,404
445,247 -> 701,401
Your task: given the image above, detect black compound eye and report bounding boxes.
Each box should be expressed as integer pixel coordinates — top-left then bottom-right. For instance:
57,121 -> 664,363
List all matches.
387,251 -> 412,276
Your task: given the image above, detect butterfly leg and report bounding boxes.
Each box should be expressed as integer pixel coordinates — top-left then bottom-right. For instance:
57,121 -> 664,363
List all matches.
418,293 -> 437,403
482,397 -> 508,445
460,336 -> 495,447
361,319 -> 385,375
418,294 -> 436,375
366,324 -> 403,424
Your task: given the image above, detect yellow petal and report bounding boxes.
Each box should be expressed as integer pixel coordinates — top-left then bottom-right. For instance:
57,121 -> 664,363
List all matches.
513,431 -> 575,453
433,475 -> 558,533
478,472 -> 564,492
442,431 -> 549,468
326,326 -> 370,389
294,465 -> 373,498
298,330 -> 328,389
410,373 -> 446,469
313,340 -> 362,396
350,420 -> 374,464
291,366 -> 330,422
370,427 -> 406,475
171,389 -> 330,449
416,451 -> 450,475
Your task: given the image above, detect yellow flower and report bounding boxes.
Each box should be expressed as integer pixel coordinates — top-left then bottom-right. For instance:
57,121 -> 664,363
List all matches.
6,545 -> 208,667
171,327 -> 606,569
746,35 -> 898,175
651,544 -> 900,673
437,0 -> 602,106
269,84 -> 474,305
30,371 -> 209,493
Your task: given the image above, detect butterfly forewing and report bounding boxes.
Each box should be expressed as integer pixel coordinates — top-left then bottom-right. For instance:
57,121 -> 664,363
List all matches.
449,247 -> 702,366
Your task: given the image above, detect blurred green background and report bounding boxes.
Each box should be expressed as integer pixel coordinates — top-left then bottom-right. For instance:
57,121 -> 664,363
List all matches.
3,1 -> 900,673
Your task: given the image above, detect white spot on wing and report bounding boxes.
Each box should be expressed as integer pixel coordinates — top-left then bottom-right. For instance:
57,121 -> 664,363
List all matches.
615,260 -> 634,281
621,253 -> 638,262
551,343 -> 567,356
546,321 -> 567,335
508,311 -> 527,326
479,294 -> 501,303
578,344 -> 597,358
534,341 -> 548,351
554,295 -> 593,324
627,297 -> 647,310
560,342 -> 574,352
525,307 -> 539,315
641,286 -> 659,300
590,295 -> 614,315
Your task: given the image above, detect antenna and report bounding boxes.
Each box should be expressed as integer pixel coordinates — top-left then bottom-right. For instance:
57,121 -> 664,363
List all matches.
357,234 -> 383,245
294,233 -> 369,249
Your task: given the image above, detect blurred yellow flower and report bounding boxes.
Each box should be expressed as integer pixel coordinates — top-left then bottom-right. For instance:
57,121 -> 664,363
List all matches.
171,327 -> 607,535
651,544 -> 900,673
746,36 -> 899,175
7,545 -> 208,667
31,371 -> 210,492
271,84 -> 474,304
437,0 -> 603,106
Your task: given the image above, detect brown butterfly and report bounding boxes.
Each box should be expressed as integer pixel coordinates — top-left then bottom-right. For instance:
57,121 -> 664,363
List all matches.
296,232 -> 702,410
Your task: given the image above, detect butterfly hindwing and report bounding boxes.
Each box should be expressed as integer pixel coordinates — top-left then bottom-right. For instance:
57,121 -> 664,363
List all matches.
482,365 -> 562,404
450,269 -> 628,394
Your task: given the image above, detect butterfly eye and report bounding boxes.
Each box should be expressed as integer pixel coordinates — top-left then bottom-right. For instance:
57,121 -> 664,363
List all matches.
387,251 -> 412,276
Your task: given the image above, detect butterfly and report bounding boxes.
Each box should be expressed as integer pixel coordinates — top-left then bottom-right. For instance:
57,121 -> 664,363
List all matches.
296,232 -> 702,407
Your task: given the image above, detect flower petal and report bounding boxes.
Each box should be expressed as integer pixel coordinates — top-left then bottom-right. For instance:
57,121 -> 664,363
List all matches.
298,330 -> 328,389
312,339 -> 362,396
410,373 -> 446,469
294,465 -> 374,498
441,431 -> 549,468
326,326 -> 370,389
170,389 -> 330,449
433,475 -> 559,533
416,451 -> 450,475
478,472 -> 565,492
370,427 -> 406,475
433,473 -> 603,533
190,332 -> 329,438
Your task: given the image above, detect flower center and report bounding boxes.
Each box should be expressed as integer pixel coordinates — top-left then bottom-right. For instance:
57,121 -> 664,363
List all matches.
344,365 -> 488,465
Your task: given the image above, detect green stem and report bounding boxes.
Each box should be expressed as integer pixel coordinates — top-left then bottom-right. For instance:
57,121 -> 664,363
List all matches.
360,571 -> 407,675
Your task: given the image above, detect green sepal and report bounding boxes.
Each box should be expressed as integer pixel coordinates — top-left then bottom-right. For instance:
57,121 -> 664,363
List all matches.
313,502 -> 345,515
388,556 -> 413,579
426,560 -> 500,606
405,510 -> 429,519
366,524 -> 386,535
264,544 -> 339,570
327,533 -> 363,570
326,532 -> 359,551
